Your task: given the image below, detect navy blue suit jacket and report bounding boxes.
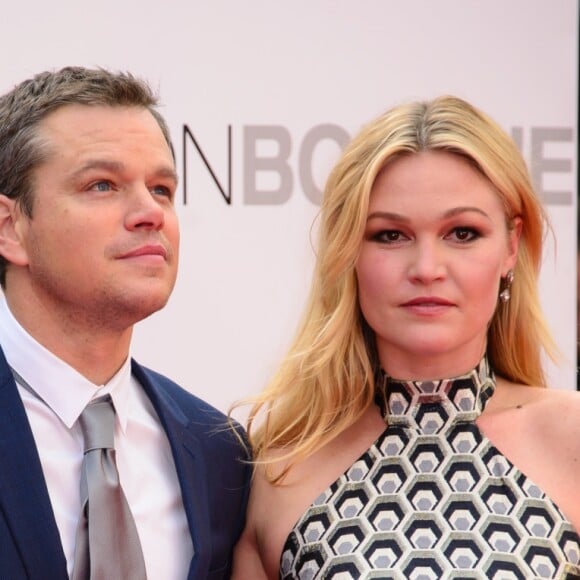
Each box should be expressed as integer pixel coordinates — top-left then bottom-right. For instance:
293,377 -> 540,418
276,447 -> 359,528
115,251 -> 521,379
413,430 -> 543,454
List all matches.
0,346 -> 251,579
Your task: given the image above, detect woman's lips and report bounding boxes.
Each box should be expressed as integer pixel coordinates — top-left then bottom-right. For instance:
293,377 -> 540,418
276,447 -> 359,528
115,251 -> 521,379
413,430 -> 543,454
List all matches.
401,297 -> 455,315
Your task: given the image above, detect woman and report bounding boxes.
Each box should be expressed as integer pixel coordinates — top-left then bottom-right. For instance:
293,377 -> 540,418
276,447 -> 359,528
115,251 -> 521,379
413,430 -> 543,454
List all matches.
233,96 -> 580,579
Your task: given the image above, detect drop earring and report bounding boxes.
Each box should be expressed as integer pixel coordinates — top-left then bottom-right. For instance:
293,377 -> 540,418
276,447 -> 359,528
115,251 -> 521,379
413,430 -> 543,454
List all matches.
499,270 -> 514,303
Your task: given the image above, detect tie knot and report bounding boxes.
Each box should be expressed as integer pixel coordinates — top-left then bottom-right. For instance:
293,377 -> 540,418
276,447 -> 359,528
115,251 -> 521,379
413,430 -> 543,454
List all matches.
79,395 -> 116,452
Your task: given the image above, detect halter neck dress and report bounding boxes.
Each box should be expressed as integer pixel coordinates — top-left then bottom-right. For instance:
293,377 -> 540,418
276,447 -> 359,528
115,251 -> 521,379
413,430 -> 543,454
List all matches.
280,358 -> 580,579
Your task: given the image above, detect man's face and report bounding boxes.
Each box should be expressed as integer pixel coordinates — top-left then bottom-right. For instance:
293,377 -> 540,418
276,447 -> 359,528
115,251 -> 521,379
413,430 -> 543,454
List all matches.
13,104 -> 180,330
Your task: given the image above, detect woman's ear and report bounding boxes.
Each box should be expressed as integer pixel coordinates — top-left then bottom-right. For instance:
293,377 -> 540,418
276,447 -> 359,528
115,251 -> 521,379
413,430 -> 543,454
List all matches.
0,194 -> 29,266
504,216 -> 523,274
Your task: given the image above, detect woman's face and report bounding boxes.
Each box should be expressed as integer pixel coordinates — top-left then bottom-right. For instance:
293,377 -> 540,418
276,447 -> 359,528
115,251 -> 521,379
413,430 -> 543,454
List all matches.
356,150 -> 521,380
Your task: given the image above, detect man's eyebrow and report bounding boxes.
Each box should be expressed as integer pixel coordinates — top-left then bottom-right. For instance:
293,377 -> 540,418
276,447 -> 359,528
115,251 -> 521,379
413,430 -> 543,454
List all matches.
69,160 -> 178,184
154,166 -> 179,184
70,159 -> 125,179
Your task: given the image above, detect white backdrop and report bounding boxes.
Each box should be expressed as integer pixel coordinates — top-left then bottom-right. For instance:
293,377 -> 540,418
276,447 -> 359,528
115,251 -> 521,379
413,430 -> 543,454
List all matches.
1,0 -> 577,415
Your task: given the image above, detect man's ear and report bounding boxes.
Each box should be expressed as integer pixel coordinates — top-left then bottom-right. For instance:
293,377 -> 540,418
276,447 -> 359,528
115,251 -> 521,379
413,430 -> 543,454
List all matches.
0,194 -> 29,266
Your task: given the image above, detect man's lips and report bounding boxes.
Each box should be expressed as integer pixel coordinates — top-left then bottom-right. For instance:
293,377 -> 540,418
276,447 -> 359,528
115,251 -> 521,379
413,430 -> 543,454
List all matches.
118,244 -> 168,259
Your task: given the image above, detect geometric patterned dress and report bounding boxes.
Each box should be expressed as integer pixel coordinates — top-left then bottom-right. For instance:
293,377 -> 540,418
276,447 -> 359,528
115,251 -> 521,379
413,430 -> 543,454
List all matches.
280,358 -> 580,579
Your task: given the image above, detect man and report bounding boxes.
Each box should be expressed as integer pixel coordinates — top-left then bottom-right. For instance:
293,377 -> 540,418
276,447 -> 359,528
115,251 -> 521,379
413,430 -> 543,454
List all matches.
0,67 -> 250,579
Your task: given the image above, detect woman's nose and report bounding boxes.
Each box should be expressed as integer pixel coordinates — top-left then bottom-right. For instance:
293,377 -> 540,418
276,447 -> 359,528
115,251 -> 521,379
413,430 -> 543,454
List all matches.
407,240 -> 446,283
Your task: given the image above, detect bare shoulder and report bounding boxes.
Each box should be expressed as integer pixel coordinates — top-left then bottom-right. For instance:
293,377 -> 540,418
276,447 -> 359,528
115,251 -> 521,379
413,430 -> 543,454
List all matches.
479,379 -> 580,531
482,379 -> 580,458
522,385 -> 580,464
484,379 -> 580,440
527,384 -> 580,430
234,404 -> 386,579
231,463 -> 277,580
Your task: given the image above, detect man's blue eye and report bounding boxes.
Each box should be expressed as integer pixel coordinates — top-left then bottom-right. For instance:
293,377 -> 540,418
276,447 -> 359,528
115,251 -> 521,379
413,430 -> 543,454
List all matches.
152,186 -> 173,198
92,181 -> 111,192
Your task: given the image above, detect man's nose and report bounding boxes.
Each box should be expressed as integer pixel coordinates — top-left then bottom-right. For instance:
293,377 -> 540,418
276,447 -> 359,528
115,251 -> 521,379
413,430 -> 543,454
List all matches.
124,185 -> 165,231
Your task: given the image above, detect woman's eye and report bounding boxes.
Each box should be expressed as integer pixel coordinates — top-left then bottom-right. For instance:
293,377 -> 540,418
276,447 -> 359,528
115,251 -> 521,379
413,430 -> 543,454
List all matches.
372,230 -> 406,243
449,227 -> 480,242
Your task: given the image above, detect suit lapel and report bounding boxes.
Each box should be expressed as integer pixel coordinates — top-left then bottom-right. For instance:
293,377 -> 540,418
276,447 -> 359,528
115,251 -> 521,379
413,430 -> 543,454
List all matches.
132,361 -> 211,580
0,353 -> 68,579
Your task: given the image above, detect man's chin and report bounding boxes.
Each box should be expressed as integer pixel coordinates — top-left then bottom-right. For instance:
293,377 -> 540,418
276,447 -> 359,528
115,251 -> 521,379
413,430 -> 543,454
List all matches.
132,294 -> 171,320
108,289 -> 173,325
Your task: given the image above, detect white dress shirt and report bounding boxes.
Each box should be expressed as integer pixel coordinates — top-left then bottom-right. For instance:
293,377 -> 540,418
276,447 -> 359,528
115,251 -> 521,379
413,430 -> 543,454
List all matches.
0,296 -> 193,579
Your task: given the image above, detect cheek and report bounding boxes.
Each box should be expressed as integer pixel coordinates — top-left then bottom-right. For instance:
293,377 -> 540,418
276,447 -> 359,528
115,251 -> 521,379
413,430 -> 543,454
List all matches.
356,255 -> 378,299
355,253 -> 398,319
164,213 -> 180,248
463,262 -> 502,319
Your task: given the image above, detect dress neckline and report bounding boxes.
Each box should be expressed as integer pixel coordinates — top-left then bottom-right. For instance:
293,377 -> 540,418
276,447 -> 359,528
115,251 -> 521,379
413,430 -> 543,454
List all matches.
379,356 -> 496,433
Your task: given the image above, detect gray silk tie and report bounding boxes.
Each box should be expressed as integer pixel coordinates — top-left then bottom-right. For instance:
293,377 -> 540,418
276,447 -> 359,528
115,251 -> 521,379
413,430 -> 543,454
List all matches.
71,396 -> 147,580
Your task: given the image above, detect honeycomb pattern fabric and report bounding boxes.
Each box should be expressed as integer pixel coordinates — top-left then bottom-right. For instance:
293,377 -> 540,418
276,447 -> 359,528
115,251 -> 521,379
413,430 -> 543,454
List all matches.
280,358 -> 580,579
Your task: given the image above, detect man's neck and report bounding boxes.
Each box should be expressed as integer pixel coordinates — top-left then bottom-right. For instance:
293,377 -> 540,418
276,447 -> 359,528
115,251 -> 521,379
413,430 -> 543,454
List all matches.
3,289 -> 133,385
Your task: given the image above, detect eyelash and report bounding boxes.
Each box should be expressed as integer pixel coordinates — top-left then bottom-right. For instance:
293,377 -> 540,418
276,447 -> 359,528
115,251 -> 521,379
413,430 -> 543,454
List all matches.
87,181 -> 174,200
151,185 -> 173,198
447,227 -> 481,242
89,180 -> 114,192
371,227 -> 482,244
372,230 -> 406,243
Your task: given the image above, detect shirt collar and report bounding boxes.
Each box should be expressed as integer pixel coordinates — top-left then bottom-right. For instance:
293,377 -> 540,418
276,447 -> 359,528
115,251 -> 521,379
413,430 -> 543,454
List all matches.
0,294 -> 133,431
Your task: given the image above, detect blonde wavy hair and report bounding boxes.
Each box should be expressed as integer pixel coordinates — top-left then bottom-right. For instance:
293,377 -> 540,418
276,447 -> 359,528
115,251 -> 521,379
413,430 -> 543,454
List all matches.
239,95 -> 554,482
